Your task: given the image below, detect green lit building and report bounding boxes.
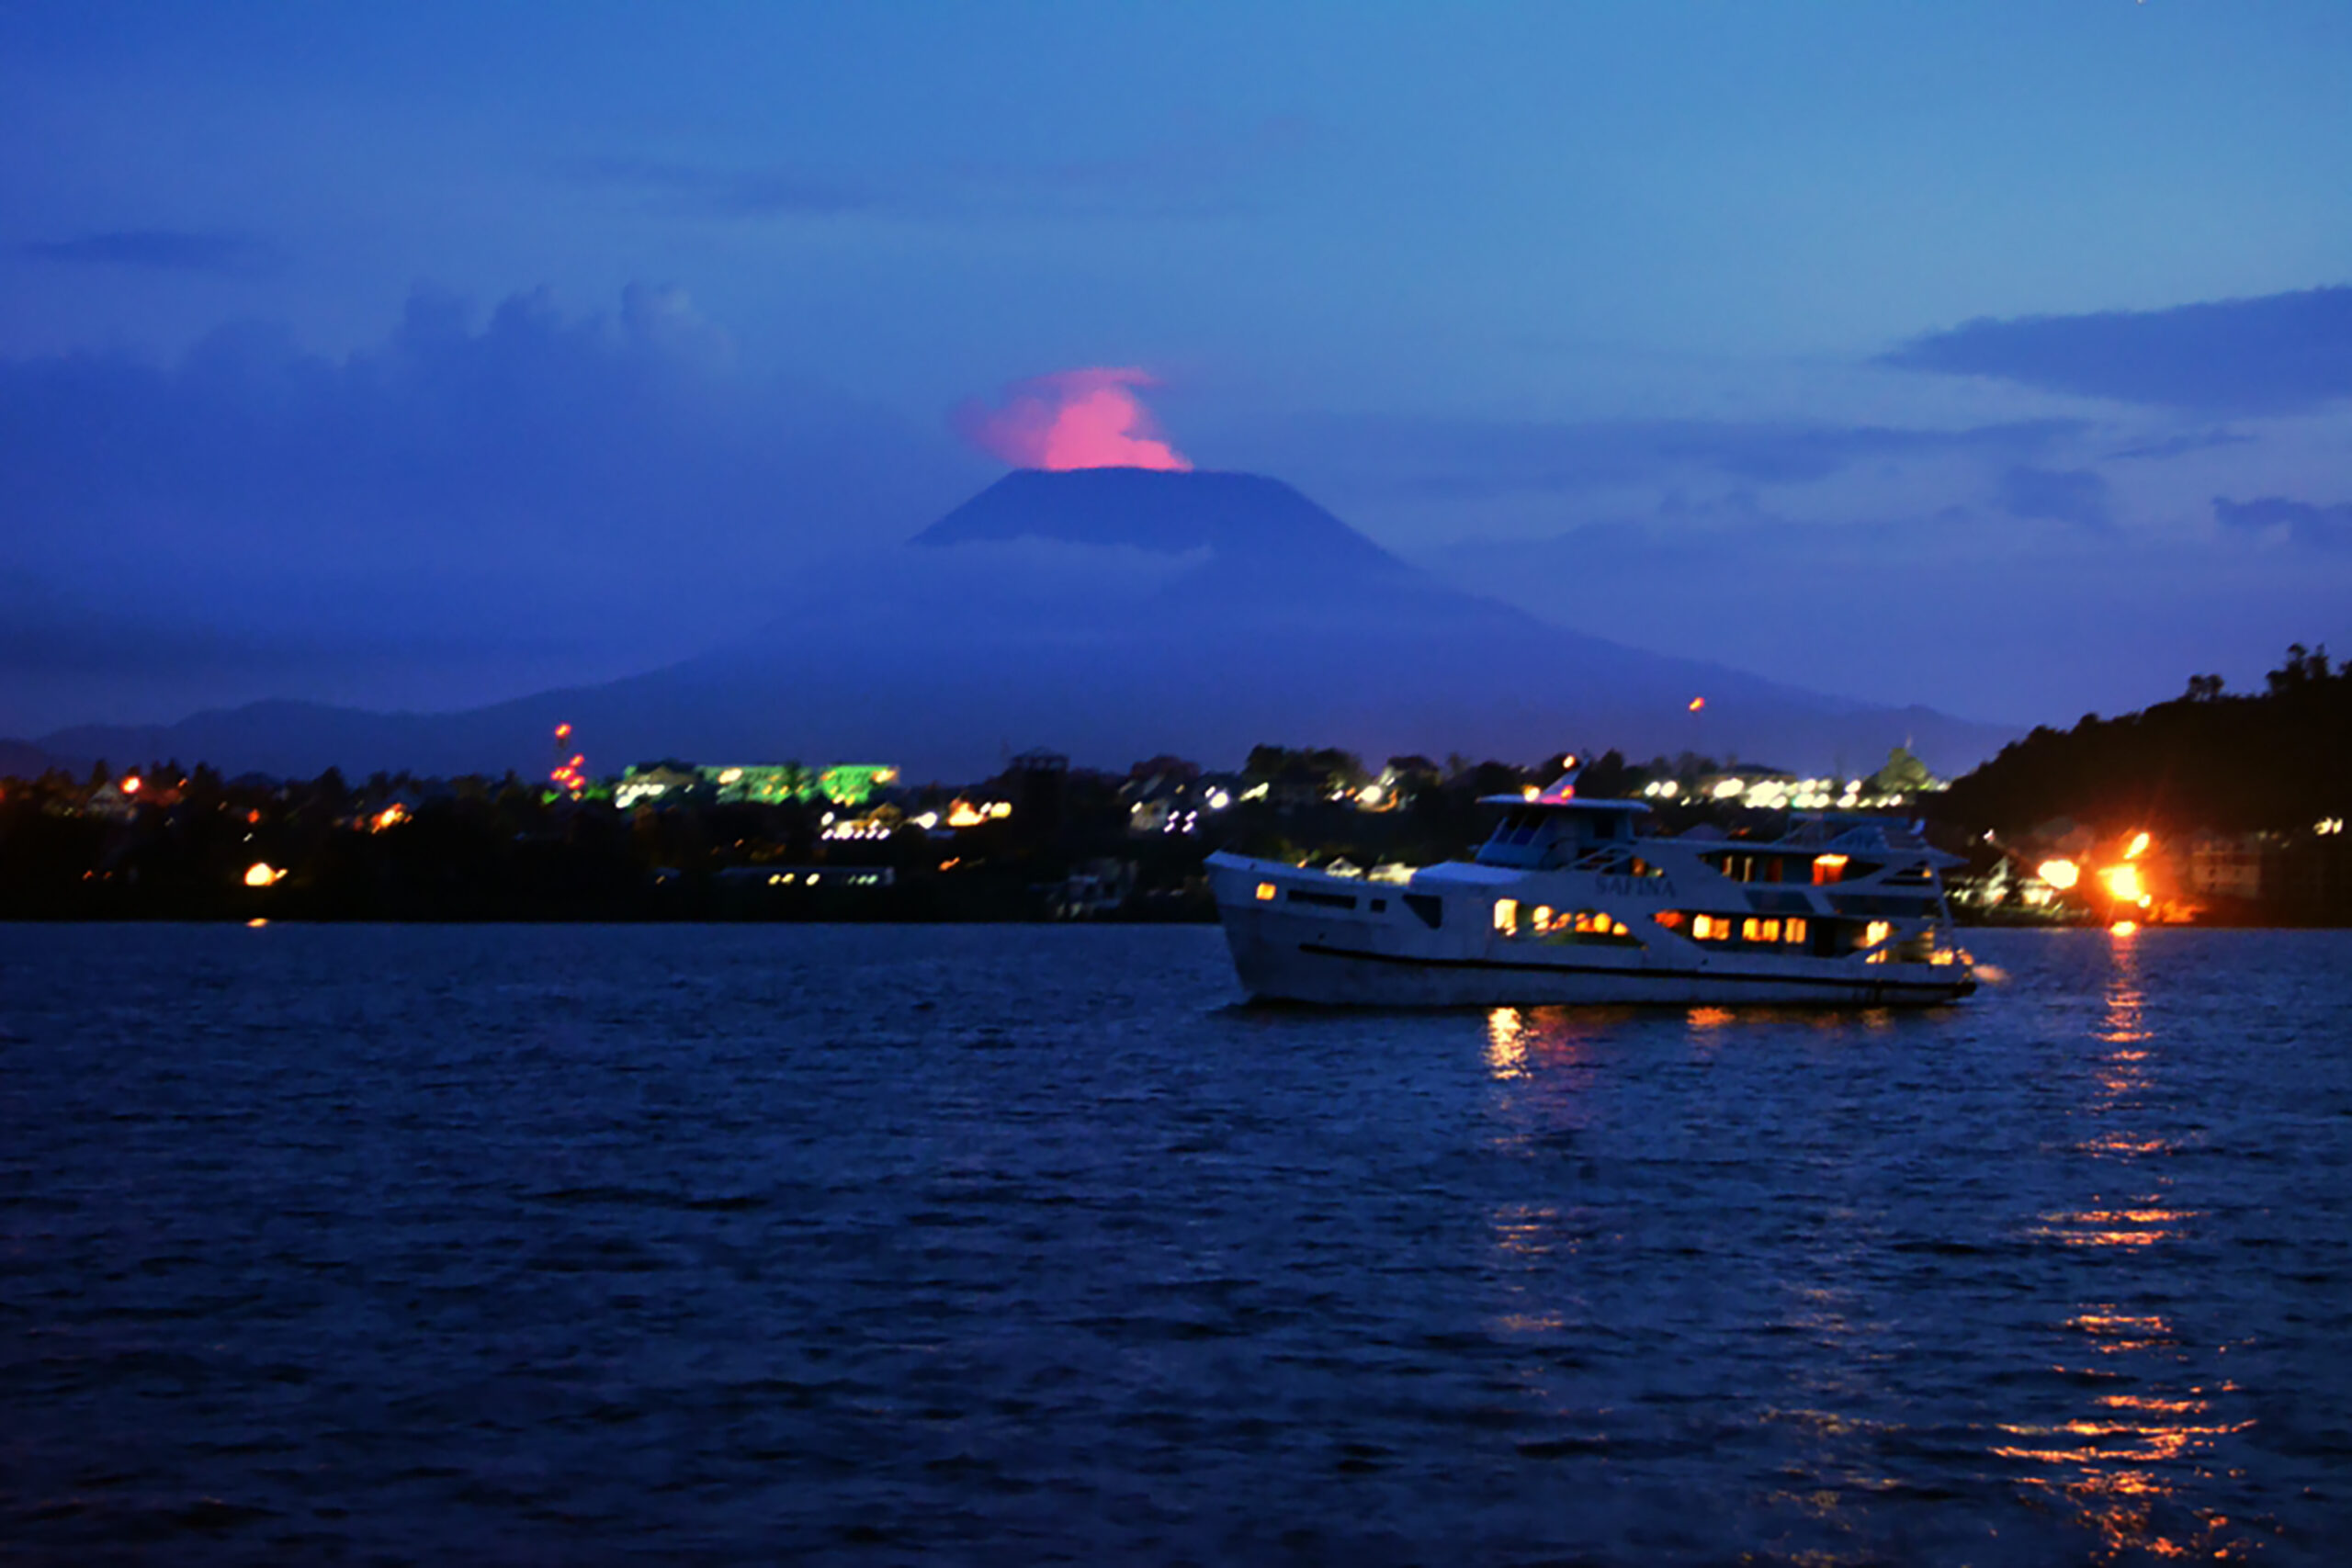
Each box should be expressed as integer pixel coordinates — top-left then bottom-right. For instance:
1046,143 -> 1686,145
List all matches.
699,764 -> 899,806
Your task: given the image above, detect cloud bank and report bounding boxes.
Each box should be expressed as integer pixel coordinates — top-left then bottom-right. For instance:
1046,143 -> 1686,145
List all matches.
20,229 -> 282,275
2214,495 -> 2352,551
0,284 -> 970,732
1883,286 -> 2352,415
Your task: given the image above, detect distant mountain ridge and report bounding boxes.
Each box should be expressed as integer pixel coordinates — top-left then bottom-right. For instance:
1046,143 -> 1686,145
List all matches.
17,468 -> 2018,780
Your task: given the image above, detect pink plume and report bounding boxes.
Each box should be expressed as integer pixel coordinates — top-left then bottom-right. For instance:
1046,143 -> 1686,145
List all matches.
954,367 -> 1192,471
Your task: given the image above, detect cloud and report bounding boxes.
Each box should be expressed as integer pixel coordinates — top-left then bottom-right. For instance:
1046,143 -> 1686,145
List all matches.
1223,413 -> 2079,502
1998,466 -> 2111,530
560,117 -> 1307,225
2106,428 -> 2251,462
1883,286 -> 2352,415
952,367 -> 1192,471
20,229 -> 281,275
2214,495 -> 2352,550
559,156 -> 873,218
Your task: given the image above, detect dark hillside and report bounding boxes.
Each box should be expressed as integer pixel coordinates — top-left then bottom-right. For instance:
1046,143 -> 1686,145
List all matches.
1938,646 -> 2349,833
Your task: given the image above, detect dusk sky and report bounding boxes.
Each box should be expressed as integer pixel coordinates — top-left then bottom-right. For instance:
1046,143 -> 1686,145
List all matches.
5,3 -> 2349,742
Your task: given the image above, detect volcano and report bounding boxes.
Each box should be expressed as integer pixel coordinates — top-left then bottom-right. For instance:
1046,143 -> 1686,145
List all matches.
28,468 -> 2014,778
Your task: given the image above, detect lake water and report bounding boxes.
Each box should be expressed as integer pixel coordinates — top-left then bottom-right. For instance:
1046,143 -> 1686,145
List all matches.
3,924 -> 2348,1564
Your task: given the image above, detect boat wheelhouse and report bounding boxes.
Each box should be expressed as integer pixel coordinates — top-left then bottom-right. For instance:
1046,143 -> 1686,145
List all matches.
1205,769 -> 1976,1006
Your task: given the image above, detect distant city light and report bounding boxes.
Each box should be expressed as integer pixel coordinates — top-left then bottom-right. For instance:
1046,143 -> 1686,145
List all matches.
2124,830 -> 2151,860
2038,858 -> 2081,890
1688,697 -> 1705,712
2100,863 -> 2146,905
121,775 -> 141,795
243,862 -> 282,887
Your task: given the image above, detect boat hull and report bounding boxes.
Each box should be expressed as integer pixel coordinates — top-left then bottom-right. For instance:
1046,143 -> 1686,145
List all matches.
1224,917 -> 1973,1006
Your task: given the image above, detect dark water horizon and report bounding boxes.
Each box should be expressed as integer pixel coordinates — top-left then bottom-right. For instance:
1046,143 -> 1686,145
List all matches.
4,923 -> 2348,1564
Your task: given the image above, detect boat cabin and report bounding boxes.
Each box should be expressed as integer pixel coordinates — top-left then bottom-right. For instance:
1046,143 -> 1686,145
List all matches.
1473,781 -> 1649,870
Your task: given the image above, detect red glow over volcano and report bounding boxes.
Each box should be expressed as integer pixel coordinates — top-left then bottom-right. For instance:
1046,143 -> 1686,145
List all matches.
955,367 -> 1192,471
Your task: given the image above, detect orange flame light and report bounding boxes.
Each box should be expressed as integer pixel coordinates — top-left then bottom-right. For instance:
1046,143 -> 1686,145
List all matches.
1688,697 -> 1706,712
2038,858 -> 2081,891
2099,863 -> 2149,907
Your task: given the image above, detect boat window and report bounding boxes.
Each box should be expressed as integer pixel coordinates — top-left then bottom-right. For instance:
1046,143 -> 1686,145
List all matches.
1493,898 -> 1519,934
1288,888 -> 1357,910
1536,908 -> 1638,945
1404,894 -> 1444,929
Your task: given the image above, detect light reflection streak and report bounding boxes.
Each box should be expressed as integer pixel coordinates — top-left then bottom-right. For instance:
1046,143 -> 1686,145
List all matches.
1993,1307 -> 2251,1556
1486,1007 -> 1528,1079
1996,940 -> 2256,1558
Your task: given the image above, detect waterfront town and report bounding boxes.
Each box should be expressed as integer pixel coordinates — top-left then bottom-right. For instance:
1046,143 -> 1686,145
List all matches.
4,649 -> 2345,926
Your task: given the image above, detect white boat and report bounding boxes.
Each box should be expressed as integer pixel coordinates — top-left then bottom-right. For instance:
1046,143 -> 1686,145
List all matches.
1206,769 -> 1977,1007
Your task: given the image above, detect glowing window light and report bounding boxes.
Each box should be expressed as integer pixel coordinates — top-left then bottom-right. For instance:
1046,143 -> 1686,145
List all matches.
1493,898 -> 1519,934
1531,905 -> 1554,932
1812,854 -> 1849,885
243,862 -> 282,887
1863,920 -> 1892,948
121,775 -> 142,795
1521,785 -> 1541,801
1255,882 -> 1277,902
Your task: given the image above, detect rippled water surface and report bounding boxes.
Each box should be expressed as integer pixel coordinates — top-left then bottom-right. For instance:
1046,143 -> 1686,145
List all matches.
4,924 -> 2350,1564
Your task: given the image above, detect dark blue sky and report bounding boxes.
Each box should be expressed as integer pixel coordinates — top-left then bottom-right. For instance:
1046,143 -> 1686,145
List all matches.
4,2 -> 2348,736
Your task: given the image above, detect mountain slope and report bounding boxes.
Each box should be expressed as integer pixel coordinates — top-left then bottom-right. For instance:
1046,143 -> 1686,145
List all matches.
23,468 -> 2017,780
